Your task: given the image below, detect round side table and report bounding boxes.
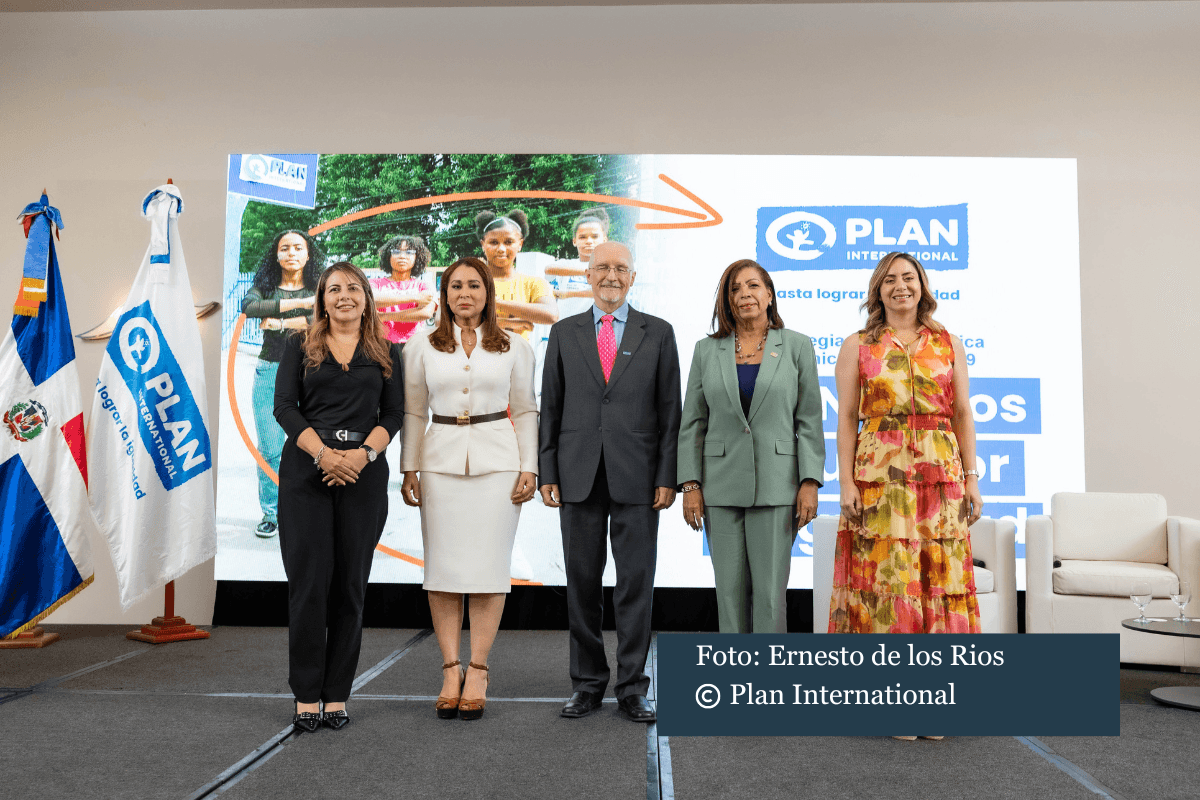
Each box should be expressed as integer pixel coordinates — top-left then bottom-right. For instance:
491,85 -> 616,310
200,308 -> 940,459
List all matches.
1121,618 -> 1200,711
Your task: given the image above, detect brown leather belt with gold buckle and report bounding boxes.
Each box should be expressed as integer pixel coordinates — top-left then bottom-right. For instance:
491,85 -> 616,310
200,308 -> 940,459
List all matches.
431,411 -> 510,427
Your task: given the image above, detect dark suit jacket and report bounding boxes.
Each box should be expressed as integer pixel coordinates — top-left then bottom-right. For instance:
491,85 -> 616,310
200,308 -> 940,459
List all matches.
539,307 -> 682,506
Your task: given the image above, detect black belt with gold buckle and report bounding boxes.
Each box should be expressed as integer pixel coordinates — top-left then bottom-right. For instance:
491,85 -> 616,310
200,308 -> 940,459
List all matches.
431,411 -> 509,427
315,429 -> 367,443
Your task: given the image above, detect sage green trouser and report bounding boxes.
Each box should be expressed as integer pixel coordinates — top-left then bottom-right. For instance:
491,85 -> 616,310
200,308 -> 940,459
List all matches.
705,505 -> 796,633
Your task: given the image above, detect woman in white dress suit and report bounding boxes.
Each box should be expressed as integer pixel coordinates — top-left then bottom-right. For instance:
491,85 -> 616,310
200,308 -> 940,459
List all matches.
401,256 -> 539,720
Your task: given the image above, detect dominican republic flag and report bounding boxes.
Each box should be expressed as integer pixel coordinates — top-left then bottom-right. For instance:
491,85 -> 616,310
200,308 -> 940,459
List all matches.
1,195 -> 95,639
89,184 -> 215,610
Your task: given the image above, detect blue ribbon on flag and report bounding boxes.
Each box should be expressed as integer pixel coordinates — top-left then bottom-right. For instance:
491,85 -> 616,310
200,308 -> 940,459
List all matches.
16,194 -> 64,284
143,186 -> 183,265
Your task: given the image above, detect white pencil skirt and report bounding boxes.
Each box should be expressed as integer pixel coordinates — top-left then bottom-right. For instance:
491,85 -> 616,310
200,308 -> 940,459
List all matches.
419,471 -> 522,594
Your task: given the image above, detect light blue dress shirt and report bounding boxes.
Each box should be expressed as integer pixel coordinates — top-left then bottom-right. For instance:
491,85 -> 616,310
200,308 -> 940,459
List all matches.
592,302 -> 630,350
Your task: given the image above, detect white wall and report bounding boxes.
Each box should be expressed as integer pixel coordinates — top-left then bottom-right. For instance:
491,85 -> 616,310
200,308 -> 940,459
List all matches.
1,2 -> 1197,625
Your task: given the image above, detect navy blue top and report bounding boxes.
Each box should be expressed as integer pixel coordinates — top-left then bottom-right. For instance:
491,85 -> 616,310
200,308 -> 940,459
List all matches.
736,363 -> 759,417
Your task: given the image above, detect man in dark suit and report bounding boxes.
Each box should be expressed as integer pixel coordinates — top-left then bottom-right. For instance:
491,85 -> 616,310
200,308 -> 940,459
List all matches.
539,241 -> 682,723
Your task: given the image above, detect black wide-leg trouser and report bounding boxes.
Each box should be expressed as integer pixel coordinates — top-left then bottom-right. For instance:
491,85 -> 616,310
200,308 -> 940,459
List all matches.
561,457 -> 659,700
277,439 -> 388,704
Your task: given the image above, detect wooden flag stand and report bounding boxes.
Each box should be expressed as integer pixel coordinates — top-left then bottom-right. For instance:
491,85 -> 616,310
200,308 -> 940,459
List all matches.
126,580 -> 210,644
122,179 -> 208,646
0,627 -> 60,649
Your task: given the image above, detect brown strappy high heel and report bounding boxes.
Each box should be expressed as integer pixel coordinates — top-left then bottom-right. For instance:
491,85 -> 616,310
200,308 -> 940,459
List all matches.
435,660 -> 465,719
458,662 -> 490,721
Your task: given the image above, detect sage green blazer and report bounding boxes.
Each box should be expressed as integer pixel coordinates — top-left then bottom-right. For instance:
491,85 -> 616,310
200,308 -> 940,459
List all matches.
677,328 -> 825,507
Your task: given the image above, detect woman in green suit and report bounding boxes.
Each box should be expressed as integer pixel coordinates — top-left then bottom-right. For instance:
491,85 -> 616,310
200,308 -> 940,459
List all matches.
678,259 -> 825,633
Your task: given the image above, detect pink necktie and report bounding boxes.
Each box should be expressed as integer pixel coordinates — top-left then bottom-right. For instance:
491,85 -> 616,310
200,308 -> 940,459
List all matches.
598,314 -> 617,382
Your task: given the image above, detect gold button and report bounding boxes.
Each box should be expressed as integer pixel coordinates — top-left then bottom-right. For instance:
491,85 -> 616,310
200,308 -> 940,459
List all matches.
462,387 -> 469,394
464,365 -> 470,371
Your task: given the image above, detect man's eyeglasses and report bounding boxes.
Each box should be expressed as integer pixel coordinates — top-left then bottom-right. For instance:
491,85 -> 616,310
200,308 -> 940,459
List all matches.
590,265 -> 631,276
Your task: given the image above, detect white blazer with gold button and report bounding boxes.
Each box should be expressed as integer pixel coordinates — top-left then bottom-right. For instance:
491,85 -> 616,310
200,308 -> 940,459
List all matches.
400,325 -> 539,476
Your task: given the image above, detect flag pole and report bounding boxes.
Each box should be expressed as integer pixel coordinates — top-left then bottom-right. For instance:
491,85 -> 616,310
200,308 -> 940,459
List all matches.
2,192 -> 60,650
124,178 -> 209,645
2,188 -> 80,649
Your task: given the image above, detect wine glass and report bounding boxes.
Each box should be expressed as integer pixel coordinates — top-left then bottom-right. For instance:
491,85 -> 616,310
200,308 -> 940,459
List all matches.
1171,581 -> 1191,622
1130,581 -> 1152,624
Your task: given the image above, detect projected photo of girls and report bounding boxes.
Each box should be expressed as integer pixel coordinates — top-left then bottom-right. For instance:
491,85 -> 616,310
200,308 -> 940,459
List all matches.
545,207 -> 609,319
476,209 -> 559,338
218,153 -> 643,585
239,230 -> 323,539
370,234 -> 437,343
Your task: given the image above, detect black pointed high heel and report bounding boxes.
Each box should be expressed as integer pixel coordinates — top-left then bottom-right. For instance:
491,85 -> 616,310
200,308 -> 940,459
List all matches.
322,707 -> 350,731
293,701 -> 320,733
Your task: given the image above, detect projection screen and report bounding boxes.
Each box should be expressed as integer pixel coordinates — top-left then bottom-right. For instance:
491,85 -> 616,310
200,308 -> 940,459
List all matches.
216,153 -> 1082,589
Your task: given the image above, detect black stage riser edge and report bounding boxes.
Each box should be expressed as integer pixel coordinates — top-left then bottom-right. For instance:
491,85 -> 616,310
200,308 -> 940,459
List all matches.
214,582 -> 1028,634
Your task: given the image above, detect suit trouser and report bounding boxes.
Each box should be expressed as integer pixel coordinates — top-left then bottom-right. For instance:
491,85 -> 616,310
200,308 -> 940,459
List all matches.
277,439 -> 388,704
705,505 -> 796,633
561,457 -> 658,700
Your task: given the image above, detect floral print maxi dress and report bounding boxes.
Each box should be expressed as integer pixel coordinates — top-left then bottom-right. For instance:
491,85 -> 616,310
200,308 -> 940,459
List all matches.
828,326 -> 980,633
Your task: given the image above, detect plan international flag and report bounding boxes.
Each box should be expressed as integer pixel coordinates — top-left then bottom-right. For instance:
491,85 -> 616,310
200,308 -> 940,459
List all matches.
89,185 -> 215,609
1,195 -> 94,639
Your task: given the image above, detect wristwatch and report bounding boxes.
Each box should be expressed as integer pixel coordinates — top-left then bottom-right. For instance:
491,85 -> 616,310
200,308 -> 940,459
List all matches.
360,444 -> 377,463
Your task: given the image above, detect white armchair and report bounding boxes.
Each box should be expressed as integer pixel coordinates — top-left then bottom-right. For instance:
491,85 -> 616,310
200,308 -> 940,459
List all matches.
1025,492 -> 1200,667
812,515 -> 1017,633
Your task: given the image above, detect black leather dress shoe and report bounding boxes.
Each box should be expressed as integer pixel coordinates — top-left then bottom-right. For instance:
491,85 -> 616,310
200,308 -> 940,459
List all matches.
322,709 -> 349,731
292,703 -> 320,734
560,691 -> 603,718
617,695 -> 656,723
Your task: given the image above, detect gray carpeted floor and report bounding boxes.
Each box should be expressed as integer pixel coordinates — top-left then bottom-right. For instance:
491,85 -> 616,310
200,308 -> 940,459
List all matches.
223,700 -> 646,800
668,735 -> 1102,800
0,624 -> 152,687
63,627 -> 416,695
3,625 -> 1198,800
1,692 -> 287,799
1042,703 -> 1200,800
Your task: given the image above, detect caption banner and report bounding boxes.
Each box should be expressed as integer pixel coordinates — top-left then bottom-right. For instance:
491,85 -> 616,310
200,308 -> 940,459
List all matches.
657,634 -> 1118,737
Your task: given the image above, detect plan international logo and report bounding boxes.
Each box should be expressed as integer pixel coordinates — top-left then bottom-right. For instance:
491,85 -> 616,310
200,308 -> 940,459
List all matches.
104,301 -> 212,491
756,204 -> 968,271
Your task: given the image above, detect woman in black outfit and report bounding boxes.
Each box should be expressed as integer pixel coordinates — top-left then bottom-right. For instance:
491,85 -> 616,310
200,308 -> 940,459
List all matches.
274,261 -> 404,732
241,229 -> 323,538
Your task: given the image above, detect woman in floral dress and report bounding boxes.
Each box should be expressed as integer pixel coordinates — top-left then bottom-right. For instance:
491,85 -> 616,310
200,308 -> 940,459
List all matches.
829,252 -> 983,637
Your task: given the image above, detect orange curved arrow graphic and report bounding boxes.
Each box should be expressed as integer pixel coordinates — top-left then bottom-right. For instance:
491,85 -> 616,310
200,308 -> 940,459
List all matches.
308,173 -> 721,236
